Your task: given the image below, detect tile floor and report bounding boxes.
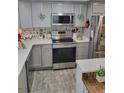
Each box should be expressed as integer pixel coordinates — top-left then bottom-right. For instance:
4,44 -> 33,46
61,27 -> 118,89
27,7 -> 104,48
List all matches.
31,69 -> 76,93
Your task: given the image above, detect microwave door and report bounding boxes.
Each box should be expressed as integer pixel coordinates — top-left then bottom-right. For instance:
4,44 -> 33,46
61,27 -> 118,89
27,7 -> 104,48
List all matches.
52,14 -> 74,25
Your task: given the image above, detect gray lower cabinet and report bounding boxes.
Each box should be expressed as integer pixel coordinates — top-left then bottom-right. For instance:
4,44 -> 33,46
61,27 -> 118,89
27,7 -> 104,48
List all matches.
26,50 -> 34,93
31,44 -> 52,69
76,42 -> 89,59
42,45 -> 52,67
18,65 -> 27,93
32,45 -> 42,68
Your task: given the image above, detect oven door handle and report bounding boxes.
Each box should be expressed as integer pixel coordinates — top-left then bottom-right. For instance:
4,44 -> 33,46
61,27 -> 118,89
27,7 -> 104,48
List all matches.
53,44 -> 76,48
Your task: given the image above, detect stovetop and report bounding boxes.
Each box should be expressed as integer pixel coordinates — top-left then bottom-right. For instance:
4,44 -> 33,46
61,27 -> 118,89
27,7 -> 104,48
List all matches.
52,37 -> 74,43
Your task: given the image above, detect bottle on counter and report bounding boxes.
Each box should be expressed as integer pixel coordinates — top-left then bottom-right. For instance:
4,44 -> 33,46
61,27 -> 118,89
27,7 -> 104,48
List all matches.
44,32 -> 47,39
39,29 -> 45,39
72,29 -> 76,38
46,31 -> 51,39
75,27 -> 83,40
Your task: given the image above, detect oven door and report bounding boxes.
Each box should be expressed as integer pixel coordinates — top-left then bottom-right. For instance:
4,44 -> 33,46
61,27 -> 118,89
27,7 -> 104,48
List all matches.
53,43 -> 76,69
53,47 -> 76,63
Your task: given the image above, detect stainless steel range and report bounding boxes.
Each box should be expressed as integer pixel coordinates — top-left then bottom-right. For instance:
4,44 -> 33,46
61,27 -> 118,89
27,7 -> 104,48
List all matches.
52,31 -> 76,69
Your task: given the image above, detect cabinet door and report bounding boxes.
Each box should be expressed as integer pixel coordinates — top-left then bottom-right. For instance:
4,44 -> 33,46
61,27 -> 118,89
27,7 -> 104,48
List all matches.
52,3 -> 74,13
76,43 -> 89,59
19,1 -> 32,28
52,3 -> 63,13
74,4 -> 87,27
76,65 -> 84,93
18,65 -> 27,93
32,2 -> 41,28
41,45 -> 52,67
32,2 -> 51,27
62,4 -> 74,13
92,2 -> 105,15
32,45 -> 42,68
26,52 -> 34,92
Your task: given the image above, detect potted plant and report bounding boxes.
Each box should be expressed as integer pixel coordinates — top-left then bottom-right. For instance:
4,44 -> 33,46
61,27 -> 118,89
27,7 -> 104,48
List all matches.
96,68 -> 105,82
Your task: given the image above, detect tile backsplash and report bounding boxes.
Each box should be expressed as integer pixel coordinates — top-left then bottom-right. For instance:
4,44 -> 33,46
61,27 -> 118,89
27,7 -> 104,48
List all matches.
22,25 -> 90,39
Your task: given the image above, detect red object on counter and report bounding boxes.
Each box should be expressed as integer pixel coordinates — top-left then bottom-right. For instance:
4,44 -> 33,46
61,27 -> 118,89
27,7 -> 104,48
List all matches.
18,34 -> 21,42
82,20 -> 90,28
18,29 -> 23,42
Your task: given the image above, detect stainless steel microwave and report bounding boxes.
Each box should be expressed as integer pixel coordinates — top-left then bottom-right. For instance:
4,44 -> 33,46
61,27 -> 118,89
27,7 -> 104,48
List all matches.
52,13 -> 74,25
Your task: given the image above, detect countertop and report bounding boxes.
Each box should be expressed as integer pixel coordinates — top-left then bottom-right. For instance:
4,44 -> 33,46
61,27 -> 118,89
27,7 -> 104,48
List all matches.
18,36 -> 89,76
73,36 -> 89,43
83,72 -> 105,93
76,58 -> 105,73
18,38 -> 52,76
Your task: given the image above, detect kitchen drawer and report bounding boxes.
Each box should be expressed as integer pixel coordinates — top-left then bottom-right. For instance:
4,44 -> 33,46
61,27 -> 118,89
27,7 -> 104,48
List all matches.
76,43 -> 89,48
42,44 -> 52,49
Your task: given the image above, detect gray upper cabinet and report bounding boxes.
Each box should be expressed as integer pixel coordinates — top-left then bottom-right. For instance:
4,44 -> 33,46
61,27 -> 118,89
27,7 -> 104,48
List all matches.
32,2 -> 51,27
92,2 -> 105,16
41,45 -> 52,67
18,1 -> 32,28
52,3 -> 74,13
32,2 -> 41,28
52,3 -> 87,27
18,1 -> 91,28
74,3 -> 87,27
87,2 -> 92,20
76,42 -> 89,59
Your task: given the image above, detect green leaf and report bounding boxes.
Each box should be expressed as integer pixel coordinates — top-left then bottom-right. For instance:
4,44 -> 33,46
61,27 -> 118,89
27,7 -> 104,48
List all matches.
96,69 -> 105,77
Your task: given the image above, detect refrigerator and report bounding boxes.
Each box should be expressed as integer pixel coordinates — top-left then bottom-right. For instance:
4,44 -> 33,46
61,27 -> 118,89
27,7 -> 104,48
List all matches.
88,16 -> 105,58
